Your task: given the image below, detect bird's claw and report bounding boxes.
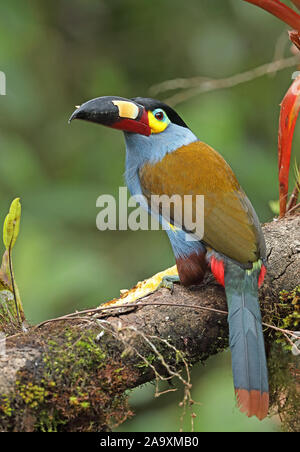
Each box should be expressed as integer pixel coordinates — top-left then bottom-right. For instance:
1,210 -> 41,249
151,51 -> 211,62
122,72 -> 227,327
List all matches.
158,275 -> 180,294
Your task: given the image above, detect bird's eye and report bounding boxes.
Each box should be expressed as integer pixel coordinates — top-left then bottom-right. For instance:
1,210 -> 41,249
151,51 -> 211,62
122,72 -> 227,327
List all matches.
154,110 -> 164,121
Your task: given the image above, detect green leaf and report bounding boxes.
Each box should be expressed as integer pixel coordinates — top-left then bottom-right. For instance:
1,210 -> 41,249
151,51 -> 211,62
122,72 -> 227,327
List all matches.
269,200 -> 280,215
0,198 -> 25,327
3,198 -> 21,250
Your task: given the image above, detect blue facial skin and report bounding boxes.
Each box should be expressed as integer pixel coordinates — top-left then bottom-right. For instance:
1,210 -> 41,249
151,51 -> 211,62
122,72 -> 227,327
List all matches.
151,108 -> 170,127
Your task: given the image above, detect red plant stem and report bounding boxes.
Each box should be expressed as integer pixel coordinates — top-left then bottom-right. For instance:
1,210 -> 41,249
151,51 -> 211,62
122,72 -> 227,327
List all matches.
244,0 -> 300,31
277,77 -> 300,217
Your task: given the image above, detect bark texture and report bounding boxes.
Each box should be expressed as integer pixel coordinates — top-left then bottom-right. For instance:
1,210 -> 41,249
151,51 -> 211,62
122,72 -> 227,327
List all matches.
0,215 -> 299,431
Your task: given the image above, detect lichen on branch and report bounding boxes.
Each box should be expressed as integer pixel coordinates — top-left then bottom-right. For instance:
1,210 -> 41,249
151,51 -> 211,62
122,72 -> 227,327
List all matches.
0,215 -> 299,432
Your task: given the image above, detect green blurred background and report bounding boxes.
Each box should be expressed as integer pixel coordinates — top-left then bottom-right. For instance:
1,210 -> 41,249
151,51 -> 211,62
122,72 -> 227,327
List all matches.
1,0 -> 298,432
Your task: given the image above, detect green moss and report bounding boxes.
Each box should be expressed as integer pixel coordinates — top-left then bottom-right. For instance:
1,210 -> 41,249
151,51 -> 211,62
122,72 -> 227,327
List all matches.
136,354 -> 157,368
272,286 -> 300,351
279,286 -> 300,329
262,286 -> 300,431
268,344 -> 300,432
17,382 -> 49,409
0,395 -> 13,417
0,327 -> 136,431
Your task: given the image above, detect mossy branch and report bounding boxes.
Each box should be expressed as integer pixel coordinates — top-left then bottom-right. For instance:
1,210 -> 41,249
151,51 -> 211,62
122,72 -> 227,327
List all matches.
0,215 -> 299,432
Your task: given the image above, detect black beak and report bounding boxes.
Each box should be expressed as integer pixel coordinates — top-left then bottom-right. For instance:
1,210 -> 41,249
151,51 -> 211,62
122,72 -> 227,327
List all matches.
69,96 -> 121,125
69,96 -> 151,136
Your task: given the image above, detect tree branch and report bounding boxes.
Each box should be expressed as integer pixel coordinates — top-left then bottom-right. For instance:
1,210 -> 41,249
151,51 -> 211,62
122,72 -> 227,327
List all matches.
149,55 -> 300,107
0,215 -> 299,431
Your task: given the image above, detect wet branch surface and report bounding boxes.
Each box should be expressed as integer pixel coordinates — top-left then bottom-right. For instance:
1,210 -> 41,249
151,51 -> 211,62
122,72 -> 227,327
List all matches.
0,215 -> 299,431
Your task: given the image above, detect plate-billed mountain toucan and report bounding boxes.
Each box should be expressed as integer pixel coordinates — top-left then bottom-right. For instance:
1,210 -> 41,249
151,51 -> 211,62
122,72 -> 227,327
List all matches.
69,96 -> 269,420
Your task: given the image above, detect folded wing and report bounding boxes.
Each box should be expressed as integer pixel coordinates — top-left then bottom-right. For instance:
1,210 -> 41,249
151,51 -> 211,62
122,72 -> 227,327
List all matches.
139,141 -> 265,265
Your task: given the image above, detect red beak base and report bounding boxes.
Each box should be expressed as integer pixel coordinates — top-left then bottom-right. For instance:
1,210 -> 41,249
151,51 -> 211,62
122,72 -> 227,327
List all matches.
111,107 -> 150,136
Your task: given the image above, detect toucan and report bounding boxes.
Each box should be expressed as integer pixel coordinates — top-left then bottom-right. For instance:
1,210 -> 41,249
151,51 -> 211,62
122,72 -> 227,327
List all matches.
69,96 -> 269,420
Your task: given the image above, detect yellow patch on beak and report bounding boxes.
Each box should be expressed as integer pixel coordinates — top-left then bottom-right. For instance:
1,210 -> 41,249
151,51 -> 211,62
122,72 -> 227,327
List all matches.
148,111 -> 168,134
112,100 -> 139,120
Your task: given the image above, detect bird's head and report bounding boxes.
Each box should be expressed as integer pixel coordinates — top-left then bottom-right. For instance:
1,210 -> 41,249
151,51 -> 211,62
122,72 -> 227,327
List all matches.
69,96 -> 189,138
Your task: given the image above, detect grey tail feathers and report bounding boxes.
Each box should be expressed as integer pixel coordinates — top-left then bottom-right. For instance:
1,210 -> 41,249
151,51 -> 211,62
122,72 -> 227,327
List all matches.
224,261 -> 269,420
